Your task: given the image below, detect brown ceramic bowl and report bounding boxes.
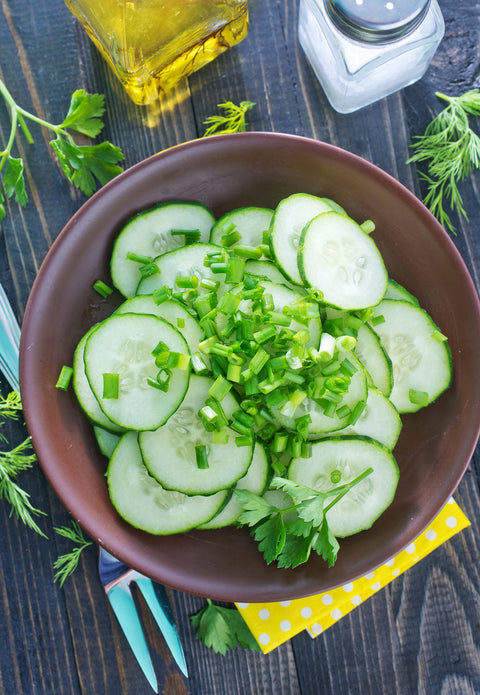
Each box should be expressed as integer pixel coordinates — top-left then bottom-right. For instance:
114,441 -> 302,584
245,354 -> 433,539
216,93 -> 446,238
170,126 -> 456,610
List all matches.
20,132 -> 480,602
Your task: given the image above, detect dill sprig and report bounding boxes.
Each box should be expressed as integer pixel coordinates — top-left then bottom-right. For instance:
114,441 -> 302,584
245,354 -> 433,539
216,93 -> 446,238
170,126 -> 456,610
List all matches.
203,100 -> 256,137
0,423 -> 46,537
53,521 -> 92,587
408,89 -> 480,234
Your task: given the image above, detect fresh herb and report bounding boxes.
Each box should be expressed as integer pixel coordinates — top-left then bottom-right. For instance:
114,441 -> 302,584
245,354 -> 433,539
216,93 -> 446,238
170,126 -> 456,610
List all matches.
53,521 -> 92,587
236,472 -> 372,569
0,391 -> 46,536
0,84 -> 124,221
190,599 -> 260,654
203,101 -> 256,137
408,90 -> 480,234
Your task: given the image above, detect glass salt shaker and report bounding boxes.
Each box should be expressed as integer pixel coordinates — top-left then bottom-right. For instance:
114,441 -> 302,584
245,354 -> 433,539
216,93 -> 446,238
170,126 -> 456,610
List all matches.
298,0 -> 445,113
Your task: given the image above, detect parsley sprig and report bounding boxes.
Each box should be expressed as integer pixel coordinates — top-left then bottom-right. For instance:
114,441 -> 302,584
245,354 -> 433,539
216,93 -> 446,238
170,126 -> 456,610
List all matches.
408,90 -> 480,234
190,599 -> 260,654
0,390 -> 46,536
0,83 -> 124,221
236,471 -> 372,569
53,521 -> 92,587
203,100 -> 256,137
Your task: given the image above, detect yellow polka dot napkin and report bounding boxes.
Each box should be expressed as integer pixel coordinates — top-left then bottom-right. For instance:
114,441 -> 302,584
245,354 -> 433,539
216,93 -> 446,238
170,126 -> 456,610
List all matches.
236,498 -> 470,653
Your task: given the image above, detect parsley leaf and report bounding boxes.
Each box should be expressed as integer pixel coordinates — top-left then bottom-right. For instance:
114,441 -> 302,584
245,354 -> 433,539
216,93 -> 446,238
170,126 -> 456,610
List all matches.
0,80 -> 124,221
190,599 -> 260,654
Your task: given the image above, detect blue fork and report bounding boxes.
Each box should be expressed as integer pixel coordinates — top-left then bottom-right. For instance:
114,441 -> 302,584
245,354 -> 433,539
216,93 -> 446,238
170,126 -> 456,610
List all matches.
0,281 -> 188,690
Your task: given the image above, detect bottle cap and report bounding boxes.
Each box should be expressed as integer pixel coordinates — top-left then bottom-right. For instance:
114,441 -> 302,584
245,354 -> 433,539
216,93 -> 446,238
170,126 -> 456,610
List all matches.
326,0 -> 431,43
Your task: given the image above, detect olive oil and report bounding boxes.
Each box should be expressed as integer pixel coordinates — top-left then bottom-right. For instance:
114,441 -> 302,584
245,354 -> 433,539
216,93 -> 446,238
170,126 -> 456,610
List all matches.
65,0 -> 249,105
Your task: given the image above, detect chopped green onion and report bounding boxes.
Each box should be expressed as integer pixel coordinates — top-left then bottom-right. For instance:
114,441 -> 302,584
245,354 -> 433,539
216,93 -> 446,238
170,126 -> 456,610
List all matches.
227,363 -> 242,383
225,257 -> 245,283
126,252 -> 152,264
198,336 -> 217,354
249,347 -> 270,375
360,220 -> 375,234
221,229 -> 242,247
370,314 -> 385,326
218,292 -> 242,315
409,389 -> 429,407
93,280 -> 113,298
191,352 -> 210,375
198,405 -> 219,431
103,373 -> 119,399
432,330 -> 448,342
195,444 -> 209,469
170,228 -> 201,244
235,435 -> 252,447
233,244 -> 263,260
348,400 -> 367,425
200,278 -> 220,291
318,333 -> 336,361
331,469 -> 342,484
176,275 -> 199,289
152,286 -> 172,304
272,432 -> 289,453
139,262 -> 159,279
56,365 -> 73,391
212,429 -> 229,444
253,325 -> 277,344
339,358 -> 357,377
177,317 -> 185,328
336,335 -> 357,351
208,375 -> 232,401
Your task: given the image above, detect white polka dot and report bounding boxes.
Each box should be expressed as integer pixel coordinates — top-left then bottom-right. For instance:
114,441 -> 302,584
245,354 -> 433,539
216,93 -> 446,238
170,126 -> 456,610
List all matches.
351,595 -> 362,606
405,543 -> 416,554
385,558 -> 395,567
446,516 -> 457,528
385,1 -> 394,8
280,600 -> 291,607
342,582 -> 354,592
237,602 -> 249,609
322,594 -> 333,605
392,569 -> 400,576
258,609 -> 270,620
301,606 -> 313,619
331,608 -> 342,620
371,582 -> 381,591
425,529 -> 437,541
258,633 -> 270,645
280,620 -> 291,632
364,571 -> 374,580
311,623 -> 323,635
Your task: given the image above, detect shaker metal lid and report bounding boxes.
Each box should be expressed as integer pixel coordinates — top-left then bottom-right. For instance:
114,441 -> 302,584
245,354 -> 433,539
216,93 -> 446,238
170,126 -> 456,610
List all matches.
325,0 -> 431,43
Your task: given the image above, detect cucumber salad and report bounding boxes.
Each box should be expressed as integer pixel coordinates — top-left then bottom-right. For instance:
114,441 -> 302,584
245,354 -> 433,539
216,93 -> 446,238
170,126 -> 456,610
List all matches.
66,194 -> 452,570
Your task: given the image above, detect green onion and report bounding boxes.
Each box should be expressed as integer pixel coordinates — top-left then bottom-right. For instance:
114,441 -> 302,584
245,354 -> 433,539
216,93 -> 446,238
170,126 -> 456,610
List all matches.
55,365 -> 73,391
360,220 -> 375,234
103,373 -> 119,399
221,229 -> 242,247
339,358 -> 357,377
177,317 -> 185,328
336,335 -> 357,351
139,262 -> 159,279
318,333 -> 336,360
198,336 -> 217,354
200,278 -> 220,291
432,330 -> 448,342
170,228 -> 201,244
272,432 -> 289,453
176,275 -> 199,289
370,314 -> 385,326
233,244 -> 263,260
208,375 -> 232,401
126,252 -> 152,264
235,435 -> 252,447
409,389 -> 429,406
227,363 -> 242,383
348,400 -> 366,425
195,445 -> 209,469
331,469 -> 342,484
261,293 -> 274,313
249,347 -> 270,374
152,286 -> 172,304
218,292 -> 242,315
93,280 -> 113,298
191,352 -> 210,375
212,429 -> 229,444
253,325 -> 277,344
225,257 -> 245,283
198,405 -> 219,431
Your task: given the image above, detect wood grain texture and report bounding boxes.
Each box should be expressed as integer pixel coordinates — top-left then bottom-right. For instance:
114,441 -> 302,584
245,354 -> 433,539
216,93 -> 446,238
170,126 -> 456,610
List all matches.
1,0 -> 480,693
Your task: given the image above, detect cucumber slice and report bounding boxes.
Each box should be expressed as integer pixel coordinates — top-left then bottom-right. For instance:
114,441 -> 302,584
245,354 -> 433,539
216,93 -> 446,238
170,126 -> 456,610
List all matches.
288,436 -> 399,537
139,375 -> 253,495
370,299 -> 453,413
269,352 -> 368,436
244,259 -> 301,290
298,211 -> 388,310
384,278 -> 419,305
136,242 -> 225,296
355,323 -> 393,397
84,313 -> 190,430
269,193 -> 333,285
111,201 -> 215,298
107,432 -> 227,534
315,387 -> 402,450
199,442 -> 270,529
93,425 -> 121,458
114,296 -> 203,357
210,207 -> 274,247
73,327 -> 125,433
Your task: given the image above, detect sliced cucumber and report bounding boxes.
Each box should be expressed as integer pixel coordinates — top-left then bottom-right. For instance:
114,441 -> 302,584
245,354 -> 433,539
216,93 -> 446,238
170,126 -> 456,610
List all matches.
139,375 -> 253,495
107,432 -> 227,534
199,442 -> 270,529
268,352 -> 368,436
370,299 -> 453,413
355,323 -> 393,397
244,259 -> 301,290
110,201 -> 215,298
114,296 -> 203,357
269,193 -> 333,285
288,436 -> 399,537
73,327 -> 125,433
210,207 -> 274,247
94,425 -> 121,458
316,387 -> 402,450
136,242 -> 225,296
298,211 -> 388,310
384,278 -> 419,305
84,313 -> 190,430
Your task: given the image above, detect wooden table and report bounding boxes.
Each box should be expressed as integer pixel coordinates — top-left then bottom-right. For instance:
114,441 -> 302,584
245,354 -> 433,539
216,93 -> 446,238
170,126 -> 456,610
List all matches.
1,1 -> 480,693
